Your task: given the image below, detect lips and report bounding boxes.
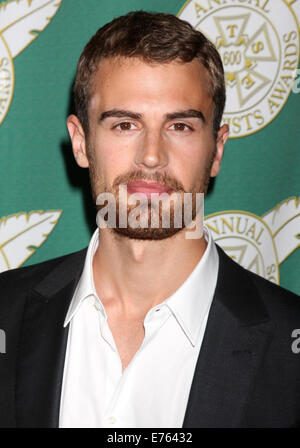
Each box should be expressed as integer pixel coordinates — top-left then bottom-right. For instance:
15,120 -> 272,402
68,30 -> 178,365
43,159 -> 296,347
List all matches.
126,181 -> 174,197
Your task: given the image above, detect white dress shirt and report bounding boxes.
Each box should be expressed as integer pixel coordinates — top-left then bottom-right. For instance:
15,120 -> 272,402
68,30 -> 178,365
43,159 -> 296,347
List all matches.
59,226 -> 219,428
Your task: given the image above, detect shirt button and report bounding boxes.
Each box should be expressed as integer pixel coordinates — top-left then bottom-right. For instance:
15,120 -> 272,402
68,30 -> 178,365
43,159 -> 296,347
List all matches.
108,416 -> 116,425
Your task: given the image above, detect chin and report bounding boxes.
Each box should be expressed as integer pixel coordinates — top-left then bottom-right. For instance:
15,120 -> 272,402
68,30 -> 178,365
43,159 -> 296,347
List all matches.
112,226 -> 183,241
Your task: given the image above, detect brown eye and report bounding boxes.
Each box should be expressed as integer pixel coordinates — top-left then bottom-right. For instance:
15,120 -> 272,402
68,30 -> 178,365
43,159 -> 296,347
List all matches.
171,123 -> 191,131
120,122 -> 131,130
174,123 -> 185,131
114,122 -> 137,131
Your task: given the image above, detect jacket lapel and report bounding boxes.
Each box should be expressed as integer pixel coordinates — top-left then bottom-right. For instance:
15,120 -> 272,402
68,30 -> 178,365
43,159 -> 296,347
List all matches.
183,246 -> 274,428
15,244 -> 274,428
15,249 -> 86,428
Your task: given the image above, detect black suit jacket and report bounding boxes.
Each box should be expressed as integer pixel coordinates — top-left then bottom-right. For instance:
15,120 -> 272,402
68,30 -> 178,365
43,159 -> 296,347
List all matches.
0,245 -> 300,428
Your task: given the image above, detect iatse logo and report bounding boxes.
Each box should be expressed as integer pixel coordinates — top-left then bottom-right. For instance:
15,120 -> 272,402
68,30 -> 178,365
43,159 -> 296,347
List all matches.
205,197 -> 300,285
178,0 -> 300,137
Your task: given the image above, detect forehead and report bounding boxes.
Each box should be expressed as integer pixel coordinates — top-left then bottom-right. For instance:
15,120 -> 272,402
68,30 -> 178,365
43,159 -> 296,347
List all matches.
89,56 -> 213,118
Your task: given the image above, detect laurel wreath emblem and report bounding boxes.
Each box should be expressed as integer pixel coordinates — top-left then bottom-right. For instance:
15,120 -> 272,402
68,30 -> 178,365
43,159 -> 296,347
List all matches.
0,0 -> 62,124
0,210 -> 62,271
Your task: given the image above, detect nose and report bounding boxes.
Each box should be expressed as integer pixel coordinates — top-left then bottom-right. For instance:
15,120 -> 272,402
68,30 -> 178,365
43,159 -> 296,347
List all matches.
134,130 -> 168,170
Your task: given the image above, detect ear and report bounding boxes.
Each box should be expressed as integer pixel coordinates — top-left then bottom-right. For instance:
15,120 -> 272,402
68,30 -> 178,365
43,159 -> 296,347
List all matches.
66,114 -> 89,168
210,124 -> 229,177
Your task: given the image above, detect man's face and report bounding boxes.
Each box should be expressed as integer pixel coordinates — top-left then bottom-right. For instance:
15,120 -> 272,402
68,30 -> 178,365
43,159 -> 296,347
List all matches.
69,56 -> 228,239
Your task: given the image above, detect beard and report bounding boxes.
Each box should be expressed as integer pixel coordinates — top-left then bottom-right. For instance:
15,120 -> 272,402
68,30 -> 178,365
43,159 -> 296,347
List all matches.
88,148 -> 214,241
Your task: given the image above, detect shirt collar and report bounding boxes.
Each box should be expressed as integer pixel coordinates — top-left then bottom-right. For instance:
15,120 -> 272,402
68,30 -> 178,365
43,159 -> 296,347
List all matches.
64,227 -> 219,345
64,228 -> 100,327
164,226 -> 219,346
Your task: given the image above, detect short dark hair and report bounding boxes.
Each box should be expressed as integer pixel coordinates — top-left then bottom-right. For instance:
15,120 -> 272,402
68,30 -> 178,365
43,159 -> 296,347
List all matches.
73,10 -> 226,138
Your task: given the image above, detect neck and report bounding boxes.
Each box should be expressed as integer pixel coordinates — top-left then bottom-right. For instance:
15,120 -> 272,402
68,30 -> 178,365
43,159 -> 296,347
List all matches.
92,226 -> 207,316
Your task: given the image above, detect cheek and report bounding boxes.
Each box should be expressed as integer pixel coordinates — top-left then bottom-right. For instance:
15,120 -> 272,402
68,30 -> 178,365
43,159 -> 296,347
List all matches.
92,135 -> 134,184
174,142 -> 212,189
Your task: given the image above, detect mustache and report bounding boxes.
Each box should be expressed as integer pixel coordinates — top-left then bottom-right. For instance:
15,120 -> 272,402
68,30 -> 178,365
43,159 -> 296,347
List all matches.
112,170 -> 185,193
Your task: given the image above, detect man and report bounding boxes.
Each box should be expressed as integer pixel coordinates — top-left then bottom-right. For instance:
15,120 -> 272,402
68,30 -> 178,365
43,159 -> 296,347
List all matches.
0,11 -> 300,428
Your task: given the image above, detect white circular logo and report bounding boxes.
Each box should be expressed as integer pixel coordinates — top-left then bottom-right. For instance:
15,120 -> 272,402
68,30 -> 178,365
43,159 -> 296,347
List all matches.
0,34 -> 14,125
178,0 -> 300,137
0,0 -> 62,126
205,211 -> 280,283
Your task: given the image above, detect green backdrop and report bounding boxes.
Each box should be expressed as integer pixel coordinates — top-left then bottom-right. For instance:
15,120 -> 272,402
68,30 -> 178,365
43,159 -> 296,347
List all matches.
0,0 -> 299,294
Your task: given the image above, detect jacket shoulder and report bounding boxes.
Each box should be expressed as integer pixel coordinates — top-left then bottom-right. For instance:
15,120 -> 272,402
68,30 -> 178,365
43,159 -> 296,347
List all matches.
247,266 -> 300,320
0,248 -> 87,282
217,244 -> 300,322
0,248 -> 87,312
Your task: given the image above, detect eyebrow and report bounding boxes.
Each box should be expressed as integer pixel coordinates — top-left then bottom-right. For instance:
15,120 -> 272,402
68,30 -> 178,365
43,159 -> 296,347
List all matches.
99,109 -> 142,121
99,108 -> 206,124
165,109 -> 206,123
